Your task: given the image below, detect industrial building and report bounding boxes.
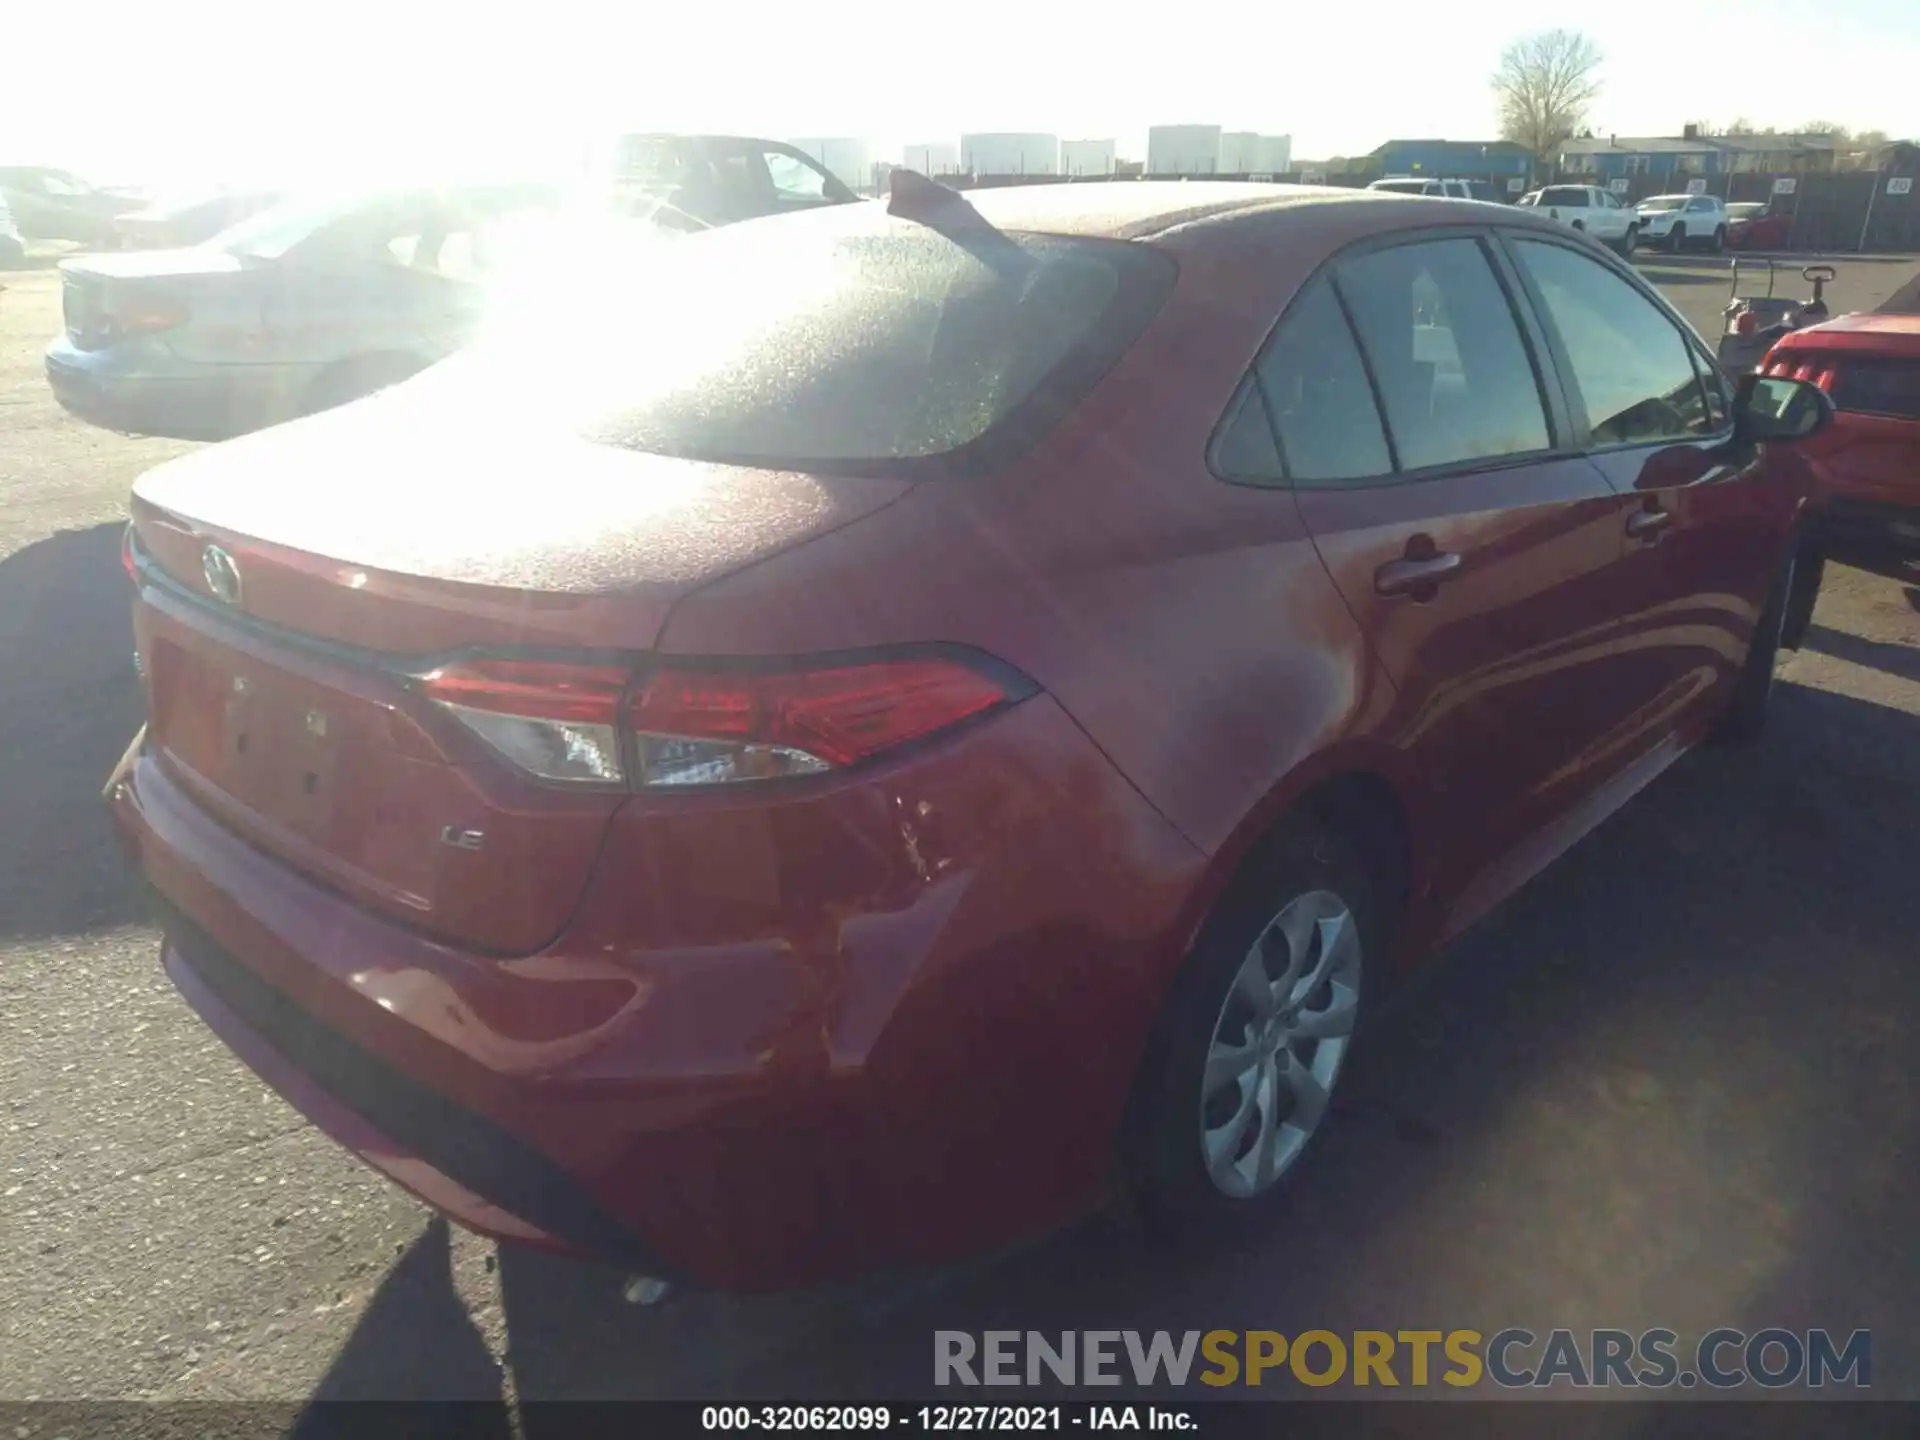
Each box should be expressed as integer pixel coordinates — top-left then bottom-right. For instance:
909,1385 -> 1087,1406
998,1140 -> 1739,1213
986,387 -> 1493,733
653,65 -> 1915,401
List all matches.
959,133 -> 1060,176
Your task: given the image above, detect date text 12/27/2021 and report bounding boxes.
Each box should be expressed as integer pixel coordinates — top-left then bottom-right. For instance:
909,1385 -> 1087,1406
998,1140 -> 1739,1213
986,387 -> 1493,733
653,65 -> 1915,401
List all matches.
701,1407 -> 1197,1432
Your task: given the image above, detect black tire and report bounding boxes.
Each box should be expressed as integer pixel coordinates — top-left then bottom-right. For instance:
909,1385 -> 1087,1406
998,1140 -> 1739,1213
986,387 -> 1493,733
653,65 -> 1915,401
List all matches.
1710,550 -> 1799,746
1711,225 -> 1727,254
1667,222 -> 1686,253
300,353 -> 422,419
1121,816 -> 1383,1242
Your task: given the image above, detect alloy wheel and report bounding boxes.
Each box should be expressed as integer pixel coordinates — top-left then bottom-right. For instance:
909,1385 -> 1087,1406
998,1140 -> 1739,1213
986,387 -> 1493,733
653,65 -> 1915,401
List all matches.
1199,889 -> 1361,1199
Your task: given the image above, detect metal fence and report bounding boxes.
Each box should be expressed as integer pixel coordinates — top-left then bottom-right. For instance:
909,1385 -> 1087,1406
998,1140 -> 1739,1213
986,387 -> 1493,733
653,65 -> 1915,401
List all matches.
1550,168 -> 1920,252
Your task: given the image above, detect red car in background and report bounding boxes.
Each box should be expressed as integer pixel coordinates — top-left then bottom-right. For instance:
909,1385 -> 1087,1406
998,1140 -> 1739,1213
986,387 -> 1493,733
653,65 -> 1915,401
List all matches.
1726,202 -> 1794,251
105,177 -> 1835,1293
1764,313 -> 1920,564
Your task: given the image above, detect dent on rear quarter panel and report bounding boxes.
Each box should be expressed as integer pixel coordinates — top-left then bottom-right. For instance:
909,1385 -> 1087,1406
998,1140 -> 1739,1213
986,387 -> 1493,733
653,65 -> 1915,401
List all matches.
656,217 -> 1418,868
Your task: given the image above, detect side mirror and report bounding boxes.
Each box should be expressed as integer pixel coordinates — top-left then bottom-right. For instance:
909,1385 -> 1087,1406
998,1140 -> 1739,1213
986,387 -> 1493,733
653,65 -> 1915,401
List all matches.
1735,373 -> 1834,442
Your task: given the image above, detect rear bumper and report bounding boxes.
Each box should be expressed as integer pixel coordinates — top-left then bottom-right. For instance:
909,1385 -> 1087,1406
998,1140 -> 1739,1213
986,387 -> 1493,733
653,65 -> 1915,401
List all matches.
44,339 -> 296,441
107,697 -> 1204,1290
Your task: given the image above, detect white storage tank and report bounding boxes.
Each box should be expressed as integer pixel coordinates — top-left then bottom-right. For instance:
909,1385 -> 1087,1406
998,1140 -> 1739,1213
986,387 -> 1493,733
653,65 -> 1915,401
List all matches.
1147,125 -> 1222,176
902,141 -> 962,175
960,133 -> 1060,176
1259,135 -> 1294,174
1060,139 -> 1117,177
787,138 -> 876,192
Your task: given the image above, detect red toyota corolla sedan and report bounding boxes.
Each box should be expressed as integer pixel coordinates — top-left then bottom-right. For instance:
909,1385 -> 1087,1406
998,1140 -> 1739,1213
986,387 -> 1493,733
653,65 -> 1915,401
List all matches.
105,177 -> 1835,1293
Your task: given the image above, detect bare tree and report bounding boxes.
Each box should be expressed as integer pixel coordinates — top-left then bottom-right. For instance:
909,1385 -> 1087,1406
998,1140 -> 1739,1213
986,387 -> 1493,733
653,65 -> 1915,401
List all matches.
1493,30 -> 1603,160
1796,120 -> 1849,141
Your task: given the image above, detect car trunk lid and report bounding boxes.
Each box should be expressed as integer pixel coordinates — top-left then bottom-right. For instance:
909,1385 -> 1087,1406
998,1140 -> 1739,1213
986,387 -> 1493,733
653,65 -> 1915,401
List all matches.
129,400 -> 910,953
60,250 -> 254,350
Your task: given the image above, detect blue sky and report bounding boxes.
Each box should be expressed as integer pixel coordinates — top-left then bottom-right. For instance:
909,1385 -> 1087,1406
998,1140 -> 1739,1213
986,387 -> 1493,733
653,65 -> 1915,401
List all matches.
4,0 -> 1915,190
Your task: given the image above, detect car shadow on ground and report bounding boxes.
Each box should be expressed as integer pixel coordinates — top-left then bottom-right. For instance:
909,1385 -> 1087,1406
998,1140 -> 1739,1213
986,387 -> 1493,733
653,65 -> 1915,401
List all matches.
0,520 -> 151,945
300,673 -> 1920,1408
1805,623 -> 1920,684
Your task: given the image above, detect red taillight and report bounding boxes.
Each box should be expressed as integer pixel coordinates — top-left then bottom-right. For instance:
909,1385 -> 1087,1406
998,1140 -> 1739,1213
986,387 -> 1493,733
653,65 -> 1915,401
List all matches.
630,659 -> 1013,786
416,657 -> 629,725
121,524 -> 137,581
104,298 -> 189,339
1735,310 -> 1758,337
414,654 -> 1021,790
415,658 -> 631,785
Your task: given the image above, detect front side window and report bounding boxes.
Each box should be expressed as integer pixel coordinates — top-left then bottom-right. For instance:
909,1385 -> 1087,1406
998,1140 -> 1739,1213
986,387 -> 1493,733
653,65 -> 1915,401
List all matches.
1335,237 -> 1551,471
1688,197 -> 1715,213
1510,237 -> 1719,446
1253,278 -> 1392,484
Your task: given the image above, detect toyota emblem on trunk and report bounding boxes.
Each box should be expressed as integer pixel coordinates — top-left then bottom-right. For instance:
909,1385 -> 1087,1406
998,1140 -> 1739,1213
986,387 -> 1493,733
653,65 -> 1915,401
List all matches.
202,545 -> 242,605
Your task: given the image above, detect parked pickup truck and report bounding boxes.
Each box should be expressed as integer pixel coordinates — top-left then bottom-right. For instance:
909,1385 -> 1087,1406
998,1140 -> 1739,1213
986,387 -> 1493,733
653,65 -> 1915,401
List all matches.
1516,184 -> 1639,256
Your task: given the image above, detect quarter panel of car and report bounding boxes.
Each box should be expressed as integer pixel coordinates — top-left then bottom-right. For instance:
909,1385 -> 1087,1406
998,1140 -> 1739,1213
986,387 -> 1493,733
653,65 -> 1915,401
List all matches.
653,223 -> 1419,870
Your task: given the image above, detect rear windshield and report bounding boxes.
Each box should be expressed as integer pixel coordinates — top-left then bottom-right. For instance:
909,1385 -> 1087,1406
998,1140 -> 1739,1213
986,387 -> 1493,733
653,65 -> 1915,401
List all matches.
1540,187 -> 1590,207
1727,204 -> 1767,220
1830,360 -> 1920,421
452,208 -> 1175,475
1372,180 -> 1431,195
1639,197 -> 1687,212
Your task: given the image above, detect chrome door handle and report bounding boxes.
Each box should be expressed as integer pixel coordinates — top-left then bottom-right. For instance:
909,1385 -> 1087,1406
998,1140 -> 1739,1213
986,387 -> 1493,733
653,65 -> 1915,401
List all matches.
1374,551 -> 1463,597
1626,508 -> 1674,541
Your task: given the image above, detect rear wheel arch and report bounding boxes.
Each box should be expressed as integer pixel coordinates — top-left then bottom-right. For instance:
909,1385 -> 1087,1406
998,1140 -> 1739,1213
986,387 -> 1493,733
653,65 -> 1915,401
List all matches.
1159,757 -> 1427,1005
1114,768 -> 1417,1233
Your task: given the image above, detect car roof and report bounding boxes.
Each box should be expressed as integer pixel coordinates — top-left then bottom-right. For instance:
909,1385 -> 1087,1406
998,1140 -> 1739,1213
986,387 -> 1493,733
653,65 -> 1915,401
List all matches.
917,181 -> 1545,243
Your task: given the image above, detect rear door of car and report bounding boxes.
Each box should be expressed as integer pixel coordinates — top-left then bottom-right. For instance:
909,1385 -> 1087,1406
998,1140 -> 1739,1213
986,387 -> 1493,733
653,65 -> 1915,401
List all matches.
1254,229 -> 1654,911
1501,228 -> 1795,741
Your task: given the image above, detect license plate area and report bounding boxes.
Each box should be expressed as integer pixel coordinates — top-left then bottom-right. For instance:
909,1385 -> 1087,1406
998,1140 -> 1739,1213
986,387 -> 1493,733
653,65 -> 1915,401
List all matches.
150,638 -> 343,841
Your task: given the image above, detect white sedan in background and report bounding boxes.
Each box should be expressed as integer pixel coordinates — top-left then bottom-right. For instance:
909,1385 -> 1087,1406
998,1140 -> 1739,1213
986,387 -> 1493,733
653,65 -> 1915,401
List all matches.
1636,193 -> 1730,252
1515,185 -> 1639,256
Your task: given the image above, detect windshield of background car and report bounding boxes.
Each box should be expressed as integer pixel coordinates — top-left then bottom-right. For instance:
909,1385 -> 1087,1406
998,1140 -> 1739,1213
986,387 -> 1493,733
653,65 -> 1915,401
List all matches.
440,206 -> 1176,475
212,194 -> 366,259
1728,204 -> 1767,220
1639,197 -> 1687,212
1372,181 -> 1428,194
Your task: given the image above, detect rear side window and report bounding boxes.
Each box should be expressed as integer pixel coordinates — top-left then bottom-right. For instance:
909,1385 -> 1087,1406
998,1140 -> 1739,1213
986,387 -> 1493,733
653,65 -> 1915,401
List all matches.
1335,237 -> 1551,471
1829,361 -> 1920,421
459,215 -> 1175,474
1254,279 -> 1391,483
1510,238 -> 1720,445
1211,379 -> 1286,483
